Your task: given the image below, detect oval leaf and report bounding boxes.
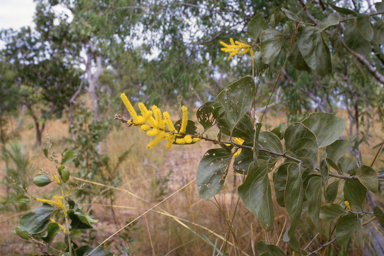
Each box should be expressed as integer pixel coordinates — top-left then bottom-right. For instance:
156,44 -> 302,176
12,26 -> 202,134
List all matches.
61,150 -> 78,165
336,214 -> 359,246
58,165 -> 70,183
356,165 -> 378,193
284,123 -> 318,170
18,204 -> 55,234
344,179 -> 366,209
356,14 -> 374,41
344,23 -> 372,55
247,13 -> 264,39
326,181 -> 339,203
238,163 -> 274,232
215,76 -> 255,133
374,206 -> 384,227
260,29 -> 285,64
320,204 -> 346,220
326,139 -> 351,163
274,163 -> 289,207
33,174 -> 52,187
256,241 -> 286,256
302,112 -> 346,148
329,3 -> 356,15
319,13 -> 341,31
373,19 -> 384,44
15,195 -> 30,207
298,27 -> 332,76
288,41 -> 310,72
197,148 -> 233,199
42,223 -> 61,243
306,176 -> 322,230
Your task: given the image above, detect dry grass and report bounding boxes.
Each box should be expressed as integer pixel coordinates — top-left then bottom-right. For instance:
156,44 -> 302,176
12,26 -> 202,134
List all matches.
0,108 -> 383,255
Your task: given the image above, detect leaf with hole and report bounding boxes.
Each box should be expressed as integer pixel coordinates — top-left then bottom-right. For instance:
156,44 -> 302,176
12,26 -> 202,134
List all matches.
197,148 -> 233,199
260,29 -> 285,64
298,27 -> 332,76
215,76 -> 255,133
238,163 -> 274,231
196,101 -> 224,131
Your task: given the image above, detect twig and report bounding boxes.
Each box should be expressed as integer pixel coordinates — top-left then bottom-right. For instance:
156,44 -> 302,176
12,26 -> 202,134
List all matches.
304,232 -> 319,250
307,238 -> 336,255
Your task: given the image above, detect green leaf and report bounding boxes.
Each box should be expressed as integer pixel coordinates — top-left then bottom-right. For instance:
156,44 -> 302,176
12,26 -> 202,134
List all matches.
298,27 -> 332,76
233,147 -> 253,174
327,157 -> 342,174
196,101 -> 223,131
274,163 -> 289,207
336,214 -> 359,246
18,204 -> 55,234
356,165 -> 378,193
271,123 -> 286,140
326,181 -> 339,203
84,247 -> 114,256
58,165 -> 70,183
42,222 -> 60,243
284,163 -> 304,241
330,29 -> 344,57
256,241 -> 286,256
288,235 -> 301,253
356,14 -> 374,41
215,76 -> 255,133
33,174 -> 51,187
14,228 -> 29,240
254,51 -> 269,73
73,206 -> 98,226
319,13 -> 341,31
302,112 -> 346,148
271,7 -> 286,27
281,8 -> 300,22
288,41 -> 310,72
259,131 -> 284,156
61,150 -> 78,165
344,23 -> 372,55
15,195 -> 30,207
284,123 -> 318,170
373,19 -> 384,44
338,157 -> 357,174
306,176 -> 322,230
320,152 -> 329,187
248,14 -> 264,39
326,140 -> 351,163
218,114 -> 254,143
43,148 -> 49,159
253,123 -> 262,167
260,29 -> 285,64
329,3 -> 356,15
76,246 -> 93,256
70,229 -> 82,239
197,148 -> 233,199
68,210 -> 92,230
320,204 -> 345,219
238,163 -> 274,231
374,206 -> 384,227
376,2 -> 384,12
344,179 -> 366,208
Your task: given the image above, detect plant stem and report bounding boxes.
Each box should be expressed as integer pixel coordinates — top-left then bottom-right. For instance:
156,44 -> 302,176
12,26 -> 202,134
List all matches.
60,185 -> 72,256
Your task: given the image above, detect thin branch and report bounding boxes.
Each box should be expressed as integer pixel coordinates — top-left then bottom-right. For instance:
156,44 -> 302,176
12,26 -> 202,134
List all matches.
306,238 -> 336,255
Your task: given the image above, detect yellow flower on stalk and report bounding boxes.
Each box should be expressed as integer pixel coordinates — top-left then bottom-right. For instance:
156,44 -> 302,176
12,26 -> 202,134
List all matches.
233,138 -> 245,158
147,131 -> 166,149
345,201 -> 351,210
53,174 -> 61,184
220,38 -> 254,61
36,197 -> 67,215
179,106 -> 188,134
50,218 -> 66,234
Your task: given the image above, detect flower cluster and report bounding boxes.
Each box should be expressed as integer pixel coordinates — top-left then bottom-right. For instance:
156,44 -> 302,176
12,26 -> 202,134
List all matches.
37,196 -> 67,215
120,93 -> 201,149
220,38 -> 254,61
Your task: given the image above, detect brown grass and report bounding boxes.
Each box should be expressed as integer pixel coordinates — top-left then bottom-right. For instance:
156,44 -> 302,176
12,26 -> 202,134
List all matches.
0,108 -> 383,255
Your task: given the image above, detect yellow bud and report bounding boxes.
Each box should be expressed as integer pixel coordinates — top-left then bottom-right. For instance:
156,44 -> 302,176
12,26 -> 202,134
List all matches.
192,138 -> 201,143
66,185 -> 72,197
345,201 -> 351,210
121,93 -> 139,123
141,124 -> 151,131
184,135 -> 193,144
176,138 -> 186,144
53,174 -> 61,184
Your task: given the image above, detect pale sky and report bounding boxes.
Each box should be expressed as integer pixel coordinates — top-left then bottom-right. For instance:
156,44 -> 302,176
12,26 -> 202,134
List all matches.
0,0 -> 35,30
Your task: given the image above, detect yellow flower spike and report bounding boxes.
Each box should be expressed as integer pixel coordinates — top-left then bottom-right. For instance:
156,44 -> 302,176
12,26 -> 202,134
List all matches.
238,48 -> 251,57
345,201 -> 351,210
175,138 -> 186,144
154,108 -> 165,130
50,219 -> 66,233
54,196 -> 67,215
147,128 -> 159,136
121,93 -> 139,123
127,119 -> 132,125
53,174 -> 61,184
184,135 -> 193,144
147,131 -> 166,149
163,111 -> 176,132
66,185 -> 72,197
166,135 -> 176,149
138,103 -> 153,123
230,38 -> 235,46
192,138 -> 201,143
179,106 -> 188,134
37,198 -> 61,207
141,124 -> 151,131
